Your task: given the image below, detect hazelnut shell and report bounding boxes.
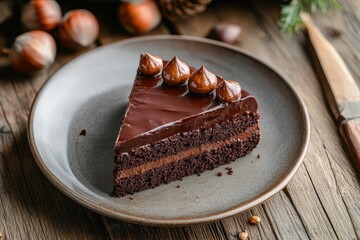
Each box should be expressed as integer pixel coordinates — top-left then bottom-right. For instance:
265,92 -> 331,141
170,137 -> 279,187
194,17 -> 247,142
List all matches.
21,0 -> 62,32
59,10 -> 99,50
138,53 -> 163,76
188,65 -> 217,94
119,0 -> 161,34
9,30 -> 56,74
216,80 -> 242,103
162,56 -> 190,85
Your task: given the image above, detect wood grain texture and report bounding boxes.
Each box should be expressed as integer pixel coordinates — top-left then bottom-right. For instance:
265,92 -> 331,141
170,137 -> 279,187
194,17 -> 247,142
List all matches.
173,0 -> 360,239
1,0 -> 360,239
301,13 -> 360,121
0,31 -> 108,239
340,118 -> 360,174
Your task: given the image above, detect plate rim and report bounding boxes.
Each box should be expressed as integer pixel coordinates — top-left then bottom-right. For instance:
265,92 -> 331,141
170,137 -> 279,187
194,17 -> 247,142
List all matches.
28,35 -> 310,226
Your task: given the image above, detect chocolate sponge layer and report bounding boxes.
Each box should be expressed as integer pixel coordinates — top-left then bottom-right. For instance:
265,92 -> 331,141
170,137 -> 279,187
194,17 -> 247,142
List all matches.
115,112 -> 260,171
112,128 -> 260,197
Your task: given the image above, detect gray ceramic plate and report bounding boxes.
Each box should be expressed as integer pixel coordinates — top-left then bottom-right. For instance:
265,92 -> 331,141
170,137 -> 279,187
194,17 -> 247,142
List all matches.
28,36 -> 310,226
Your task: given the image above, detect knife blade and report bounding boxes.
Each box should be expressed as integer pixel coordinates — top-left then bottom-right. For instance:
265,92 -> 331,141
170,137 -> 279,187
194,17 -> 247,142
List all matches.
301,13 -> 360,174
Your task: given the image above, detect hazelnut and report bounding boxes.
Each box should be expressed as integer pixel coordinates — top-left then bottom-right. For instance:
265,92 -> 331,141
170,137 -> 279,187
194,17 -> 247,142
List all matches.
118,0 -> 162,34
162,56 -> 190,85
238,230 -> 248,240
216,80 -> 242,103
188,65 -> 217,95
21,0 -> 62,32
59,10 -> 99,50
8,30 -> 56,74
138,53 -> 163,76
249,215 -> 261,225
207,22 -> 241,44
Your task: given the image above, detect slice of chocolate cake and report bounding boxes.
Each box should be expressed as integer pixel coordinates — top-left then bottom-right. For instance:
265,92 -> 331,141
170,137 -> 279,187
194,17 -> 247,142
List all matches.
113,53 -> 261,197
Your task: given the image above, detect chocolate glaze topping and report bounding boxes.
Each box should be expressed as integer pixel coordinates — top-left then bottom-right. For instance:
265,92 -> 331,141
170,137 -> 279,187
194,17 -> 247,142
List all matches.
188,65 -> 217,94
162,56 -> 190,85
138,53 -> 163,76
115,60 -> 258,153
216,80 -> 242,103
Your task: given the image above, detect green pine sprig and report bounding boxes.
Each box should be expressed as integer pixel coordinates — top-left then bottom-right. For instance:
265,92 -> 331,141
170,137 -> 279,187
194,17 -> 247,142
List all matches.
279,0 -> 341,35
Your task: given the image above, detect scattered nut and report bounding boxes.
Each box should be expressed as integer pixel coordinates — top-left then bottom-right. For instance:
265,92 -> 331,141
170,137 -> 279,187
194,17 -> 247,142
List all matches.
249,215 -> 261,225
207,22 -> 241,44
21,0 -> 62,31
118,0 -> 162,34
8,30 -> 56,74
238,230 -> 248,240
217,171 -> 223,176
59,9 -> 99,50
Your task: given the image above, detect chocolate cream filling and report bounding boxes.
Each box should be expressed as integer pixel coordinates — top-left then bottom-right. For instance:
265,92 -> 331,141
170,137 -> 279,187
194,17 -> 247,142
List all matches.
115,125 -> 258,180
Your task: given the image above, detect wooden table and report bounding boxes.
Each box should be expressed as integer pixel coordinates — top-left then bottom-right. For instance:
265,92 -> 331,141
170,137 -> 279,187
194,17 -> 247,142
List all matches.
1,1 -> 360,239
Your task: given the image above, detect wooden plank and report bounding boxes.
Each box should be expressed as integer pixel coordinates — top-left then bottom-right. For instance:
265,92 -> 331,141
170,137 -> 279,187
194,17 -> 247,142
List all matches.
173,0 -> 360,239
1,0 -> 360,239
0,23 -> 108,239
340,118 -> 360,174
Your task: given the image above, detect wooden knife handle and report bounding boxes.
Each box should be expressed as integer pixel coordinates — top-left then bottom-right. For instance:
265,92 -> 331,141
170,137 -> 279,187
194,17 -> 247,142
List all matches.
340,118 -> 360,174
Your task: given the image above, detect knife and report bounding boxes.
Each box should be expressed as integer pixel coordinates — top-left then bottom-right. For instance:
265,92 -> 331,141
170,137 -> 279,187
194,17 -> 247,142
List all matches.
301,13 -> 360,174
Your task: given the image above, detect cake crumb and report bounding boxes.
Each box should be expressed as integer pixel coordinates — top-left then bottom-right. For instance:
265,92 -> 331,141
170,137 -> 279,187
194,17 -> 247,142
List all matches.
80,129 -> 87,136
227,169 -> 234,175
128,197 -> 134,200
217,172 -> 223,176
225,167 -> 232,171
197,173 -> 201,176
176,185 -> 180,188
238,230 -> 248,240
257,154 -> 261,159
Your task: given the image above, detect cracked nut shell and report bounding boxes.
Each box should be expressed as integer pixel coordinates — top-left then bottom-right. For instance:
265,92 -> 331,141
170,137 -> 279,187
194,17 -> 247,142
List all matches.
188,65 -> 217,94
138,53 -> 163,76
249,215 -> 261,225
216,80 -> 242,103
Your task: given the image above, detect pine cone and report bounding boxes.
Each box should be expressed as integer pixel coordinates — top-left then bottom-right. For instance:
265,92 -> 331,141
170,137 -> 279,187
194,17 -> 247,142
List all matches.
158,0 -> 213,22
